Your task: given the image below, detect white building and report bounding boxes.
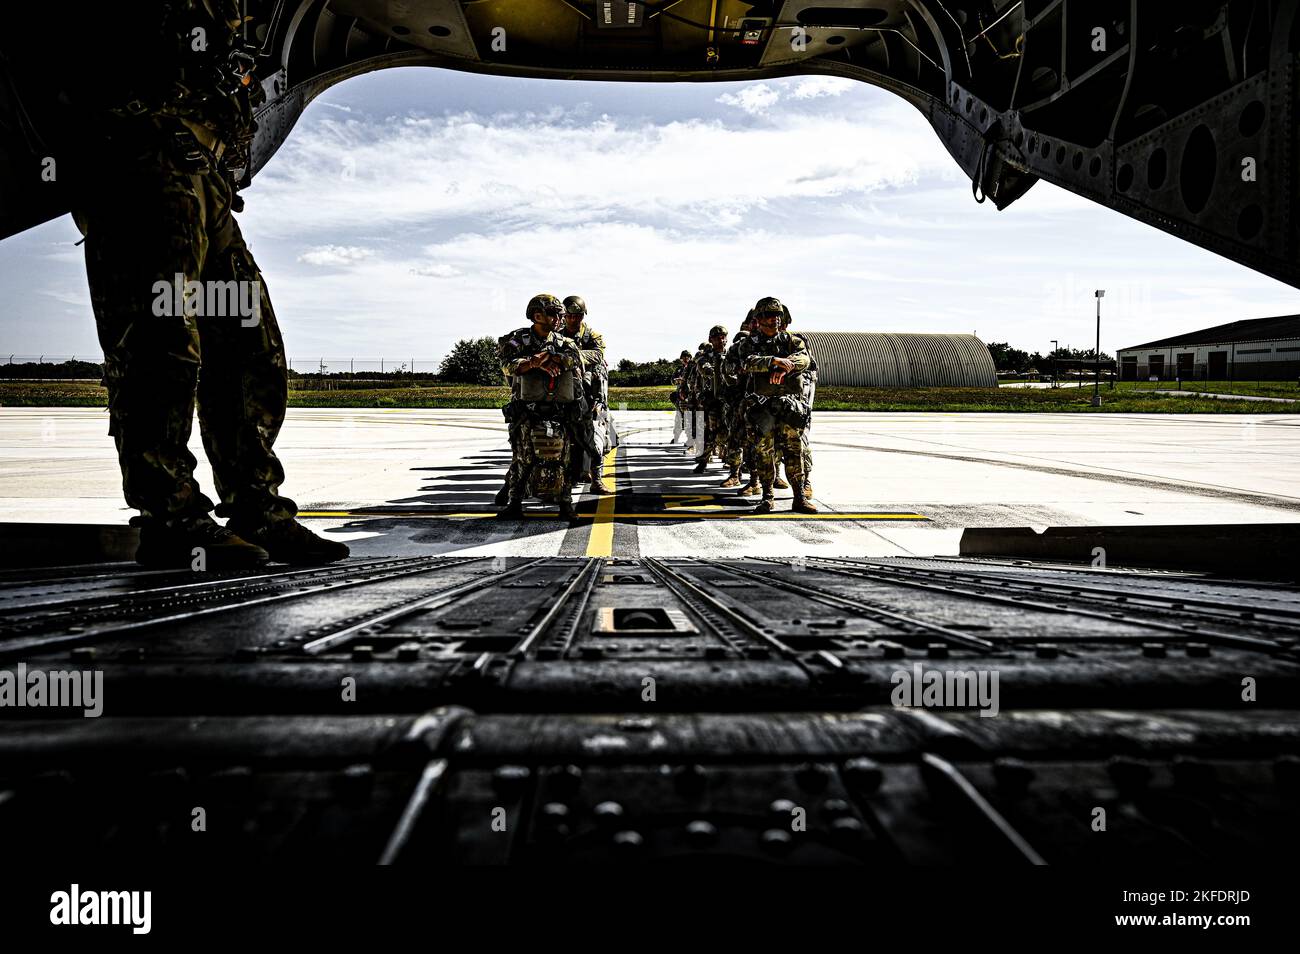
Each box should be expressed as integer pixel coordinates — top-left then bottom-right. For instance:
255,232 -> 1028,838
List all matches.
1116,314 -> 1300,381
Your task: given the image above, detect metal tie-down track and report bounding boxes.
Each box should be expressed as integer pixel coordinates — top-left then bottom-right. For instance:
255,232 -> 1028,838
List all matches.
1,555 -> 1297,863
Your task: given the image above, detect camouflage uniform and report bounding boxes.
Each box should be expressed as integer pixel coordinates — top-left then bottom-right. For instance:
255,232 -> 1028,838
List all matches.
683,344 -> 709,463
683,343 -> 713,455
722,328 -> 755,489
566,319 -> 609,484
568,321 -> 606,363
718,338 -> 746,481
64,1 -> 295,530
781,308 -> 816,499
800,353 -> 817,496
689,342 -> 728,470
671,354 -> 694,447
498,318 -> 584,510
735,317 -> 812,507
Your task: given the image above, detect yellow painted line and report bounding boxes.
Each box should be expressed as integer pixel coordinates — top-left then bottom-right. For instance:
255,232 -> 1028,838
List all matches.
585,445 -> 620,557
298,510 -> 495,518
587,513 -> 928,520
663,494 -> 724,512
299,509 -> 928,521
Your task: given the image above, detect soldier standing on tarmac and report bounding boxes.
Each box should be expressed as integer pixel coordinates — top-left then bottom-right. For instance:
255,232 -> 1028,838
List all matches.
682,340 -> 708,470
735,297 -> 818,514
724,311 -> 784,494
684,341 -> 712,457
18,1 -> 349,568
562,295 -> 612,495
496,295 -> 584,522
688,325 -> 729,475
780,305 -> 816,501
671,350 -> 694,445
722,312 -> 757,493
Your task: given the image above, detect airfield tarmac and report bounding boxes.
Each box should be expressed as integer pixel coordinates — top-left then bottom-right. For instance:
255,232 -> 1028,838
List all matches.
0,407 -> 1297,558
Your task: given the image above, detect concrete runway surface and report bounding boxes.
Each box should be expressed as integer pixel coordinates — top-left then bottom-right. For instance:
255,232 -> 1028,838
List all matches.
0,407 -> 1297,558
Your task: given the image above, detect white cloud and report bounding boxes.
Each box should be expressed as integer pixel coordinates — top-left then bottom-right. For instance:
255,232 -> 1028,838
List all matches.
247,97 -> 940,239
408,262 -> 462,278
238,79 -> 1299,363
8,73 -> 1294,360
297,245 -> 374,266
789,76 -> 856,100
715,83 -> 781,115
715,76 -> 854,114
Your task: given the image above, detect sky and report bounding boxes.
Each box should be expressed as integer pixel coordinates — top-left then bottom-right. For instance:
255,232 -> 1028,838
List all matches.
2,66 -> 1297,370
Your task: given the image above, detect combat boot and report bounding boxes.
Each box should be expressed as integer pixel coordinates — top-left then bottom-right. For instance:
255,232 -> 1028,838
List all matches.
791,480 -> 818,513
753,487 -> 775,515
739,478 -> 761,496
774,475 -> 790,490
589,472 -> 612,495
558,499 -> 580,524
227,517 -> 350,566
497,499 -> 524,518
720,469 -> 741,488
135,515 -> 269,570
802,480 -> 814,499
692,458 -> 707,474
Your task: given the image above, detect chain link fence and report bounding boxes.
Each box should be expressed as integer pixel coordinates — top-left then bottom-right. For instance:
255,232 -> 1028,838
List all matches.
1,355 -> 454,386
1,355 -> 103,380
283,358 -> 446,390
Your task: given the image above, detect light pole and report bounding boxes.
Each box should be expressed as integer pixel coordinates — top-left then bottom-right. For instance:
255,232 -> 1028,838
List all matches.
1050,339 -> 1058,387
1092,290 -> 1104,406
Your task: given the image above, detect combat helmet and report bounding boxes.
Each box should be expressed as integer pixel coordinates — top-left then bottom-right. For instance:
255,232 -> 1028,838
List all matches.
753,296 -> 784,318
563,295 -> 587,316
709,324 -> 728,338
526,293 -> 564,319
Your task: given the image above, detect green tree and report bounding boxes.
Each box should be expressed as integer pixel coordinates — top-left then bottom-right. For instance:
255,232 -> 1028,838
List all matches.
986,342 -> 1032,373
609,357 -> 679,386
439,337 -> 501,385
0,358 -> 104,380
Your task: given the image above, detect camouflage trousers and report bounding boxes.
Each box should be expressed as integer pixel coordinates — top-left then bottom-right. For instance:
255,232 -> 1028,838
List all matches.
706,404 -> 730,462
720,402 -> 744,470
681,404 -> 703,448
71,144 -> 296,527
504,416 -> 597,497
753,423 -> 806,492
569,409 -> 604,482
508,430 -> 574,505
503,421 -> 523,498
801,427 -> 814,486
770,428 -> 813,487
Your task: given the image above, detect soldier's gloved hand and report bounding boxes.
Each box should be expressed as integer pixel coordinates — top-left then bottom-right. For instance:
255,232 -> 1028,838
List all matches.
771,357 -> 796,373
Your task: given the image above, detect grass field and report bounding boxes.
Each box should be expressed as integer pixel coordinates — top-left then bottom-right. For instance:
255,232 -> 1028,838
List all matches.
2,380 -> 1295,413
